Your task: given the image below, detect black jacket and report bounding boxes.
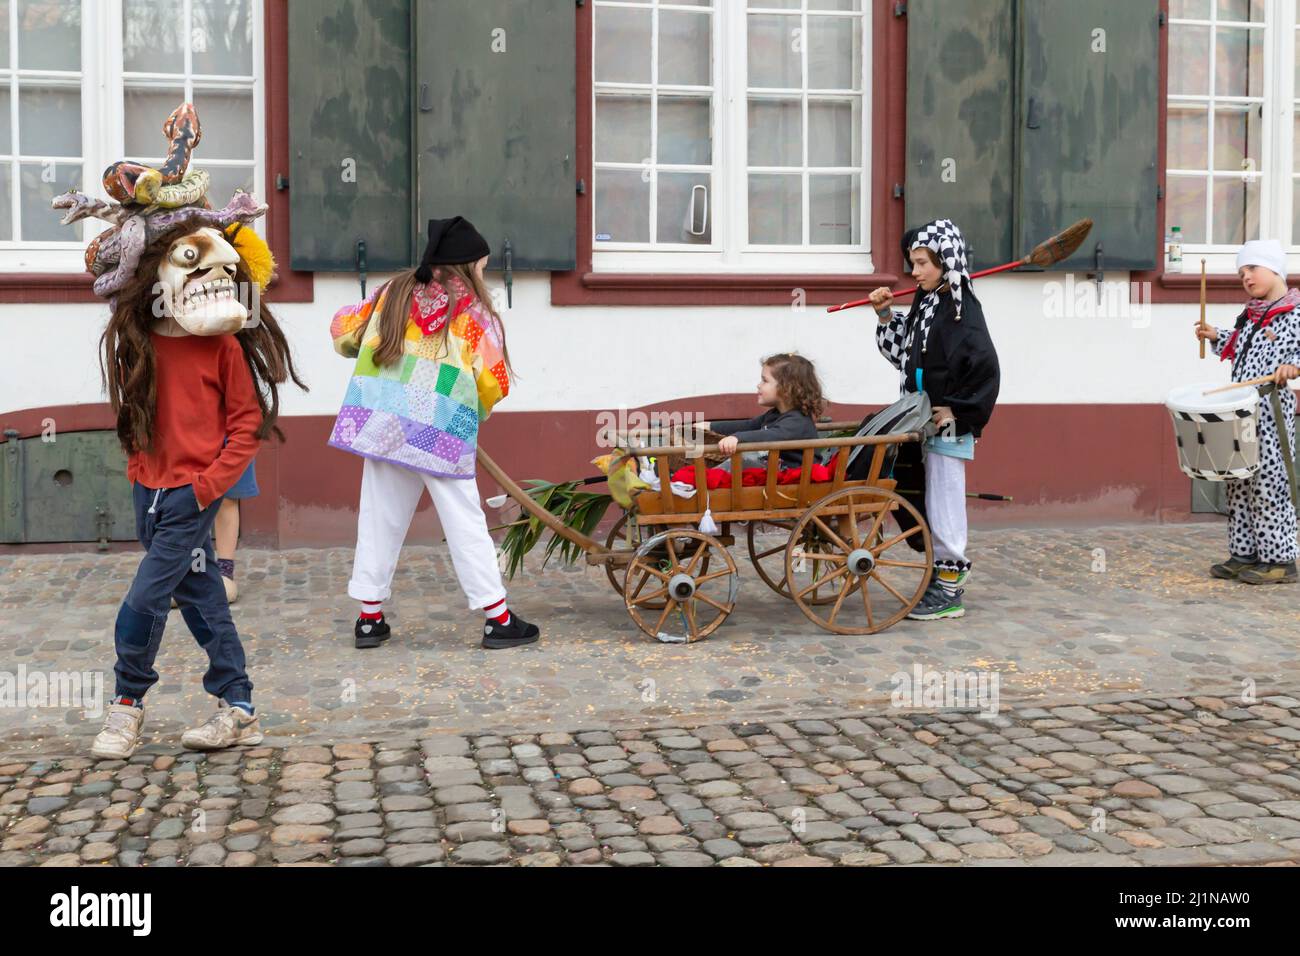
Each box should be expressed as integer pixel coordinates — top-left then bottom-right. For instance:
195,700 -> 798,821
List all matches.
899,284 -> 1001,438
711,408 -> 819,469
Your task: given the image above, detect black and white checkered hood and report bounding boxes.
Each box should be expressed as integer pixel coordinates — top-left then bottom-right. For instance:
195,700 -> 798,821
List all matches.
910,217 -> 971,326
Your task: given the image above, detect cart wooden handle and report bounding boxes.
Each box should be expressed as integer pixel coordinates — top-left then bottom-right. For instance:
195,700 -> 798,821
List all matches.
476,446 -> 609,557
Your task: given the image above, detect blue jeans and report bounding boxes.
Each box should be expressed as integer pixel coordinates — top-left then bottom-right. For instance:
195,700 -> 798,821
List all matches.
113,483 -> 253,706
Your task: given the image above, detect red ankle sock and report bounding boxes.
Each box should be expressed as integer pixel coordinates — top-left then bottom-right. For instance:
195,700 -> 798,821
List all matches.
484,598 -> 510,626
360,601 -> 383,621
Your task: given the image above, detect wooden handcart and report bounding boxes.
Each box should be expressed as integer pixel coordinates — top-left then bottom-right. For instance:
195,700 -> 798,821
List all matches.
477,422 -> 933,643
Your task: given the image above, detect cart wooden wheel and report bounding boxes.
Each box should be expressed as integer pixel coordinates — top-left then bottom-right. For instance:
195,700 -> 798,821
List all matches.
784,487 -> 932,635
624,529 -> 738,644
746,519 -> 839,605
604,512 -> 710,608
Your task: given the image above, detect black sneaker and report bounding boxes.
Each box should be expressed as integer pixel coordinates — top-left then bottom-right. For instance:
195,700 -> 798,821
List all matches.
482,613 -> 541,650
354,614 -> 391,649
1210,554 -> 1258,580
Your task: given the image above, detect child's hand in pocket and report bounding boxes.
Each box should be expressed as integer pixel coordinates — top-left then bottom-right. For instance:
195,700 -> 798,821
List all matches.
718,435 -> 739,455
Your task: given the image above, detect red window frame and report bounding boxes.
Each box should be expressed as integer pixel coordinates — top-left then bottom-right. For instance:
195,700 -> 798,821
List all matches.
0,0 -> 314,305
550,0 -> 908,307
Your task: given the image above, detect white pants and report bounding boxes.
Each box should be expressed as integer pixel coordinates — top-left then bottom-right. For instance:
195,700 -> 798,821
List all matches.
924,451 -> 970,573
348,457 -> 507,610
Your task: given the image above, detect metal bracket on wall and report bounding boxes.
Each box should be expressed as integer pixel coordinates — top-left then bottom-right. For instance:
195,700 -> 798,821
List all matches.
503,239 -> 514,309
894,2 -> 907,17
275,174 -> 289,192
2,429 -> 21,543
356,239 -> 368,300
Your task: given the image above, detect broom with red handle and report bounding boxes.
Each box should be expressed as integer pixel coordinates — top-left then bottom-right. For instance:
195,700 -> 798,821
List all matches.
826,218 -> 1095,313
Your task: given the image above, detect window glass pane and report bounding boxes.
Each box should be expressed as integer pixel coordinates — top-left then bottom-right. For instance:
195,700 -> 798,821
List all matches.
595,168 -> 650,243
192,89 -> 254,159
1212,106 -> 1260,172
809,0 -> 862,10
0,163 -> 11,239
750,0 -> 799,8
749,173 -> 801,244
17,0 -> 80,72
808,16 -> 860,91
1211,176 -> 1259,245
748,14 -> 800,89
124,0 -> 185,74
809,99 -> 860,167
658,96 -> 711,165
1166,175 -> 1208,243
657,171 -> 711,244
595,6 -> 651,85
595,94 -> 650,165
1294,176 -> 1300,241
1215,27 -> 1264,98
810,173 -> 858,245
1216,0 -> 1264,22
191,0 -> 254,76
1169,0 -> 1210,16
204,164 -> 255,205
1167,106 -> 1208,170
0,87 -> 10,154
1169,25 -> 1210,96
748,98 -> 801,166
18,84 -> 80,157
0,0 -> 9,71
125,87 -> 185,158
659,10 -> 710,87
20,160 -> 79,241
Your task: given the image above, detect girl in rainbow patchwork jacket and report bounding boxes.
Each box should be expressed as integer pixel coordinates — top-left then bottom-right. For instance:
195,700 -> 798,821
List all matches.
329,216 -> 541,650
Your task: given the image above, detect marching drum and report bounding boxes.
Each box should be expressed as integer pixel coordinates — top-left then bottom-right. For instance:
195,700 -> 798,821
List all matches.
1165,383 -> 1261,482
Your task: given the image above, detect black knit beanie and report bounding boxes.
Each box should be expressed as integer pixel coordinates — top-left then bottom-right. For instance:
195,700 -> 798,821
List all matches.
415,217 -> 491,283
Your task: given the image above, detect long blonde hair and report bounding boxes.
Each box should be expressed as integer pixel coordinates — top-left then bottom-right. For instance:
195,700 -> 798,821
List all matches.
371,263 -> 513,373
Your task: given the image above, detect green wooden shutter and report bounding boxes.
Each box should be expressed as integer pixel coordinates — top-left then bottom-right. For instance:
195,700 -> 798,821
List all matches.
413,0 -> 576,271
287,0 -> 414,272
1018,0 -> 1160,270
904,0 -> 1017,272
1,432 -> 135,545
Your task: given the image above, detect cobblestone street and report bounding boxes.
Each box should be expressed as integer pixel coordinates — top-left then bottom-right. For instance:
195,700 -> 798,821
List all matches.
2,523 -> 1299,866
1,692 -> 1298,867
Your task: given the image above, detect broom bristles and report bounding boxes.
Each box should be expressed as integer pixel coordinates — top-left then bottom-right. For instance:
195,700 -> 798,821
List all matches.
1024,218 -> 1094,268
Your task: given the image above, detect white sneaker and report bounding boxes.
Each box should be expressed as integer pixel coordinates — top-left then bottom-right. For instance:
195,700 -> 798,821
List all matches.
91,703 -> 144,759
181,701 -> 263,751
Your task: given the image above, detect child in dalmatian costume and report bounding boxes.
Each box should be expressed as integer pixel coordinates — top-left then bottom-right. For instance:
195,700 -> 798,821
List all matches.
868,219 -> 1001,620
1196,239 -> 1300,585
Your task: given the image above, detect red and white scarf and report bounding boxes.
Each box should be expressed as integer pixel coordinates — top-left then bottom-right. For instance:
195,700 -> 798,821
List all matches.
1219,287 -> 1300,364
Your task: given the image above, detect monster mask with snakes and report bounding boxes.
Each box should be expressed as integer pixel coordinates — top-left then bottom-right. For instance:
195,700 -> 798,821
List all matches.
50,101 -> 268,304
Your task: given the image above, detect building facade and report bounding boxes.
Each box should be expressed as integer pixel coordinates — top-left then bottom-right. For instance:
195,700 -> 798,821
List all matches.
1,0 -> 1298,548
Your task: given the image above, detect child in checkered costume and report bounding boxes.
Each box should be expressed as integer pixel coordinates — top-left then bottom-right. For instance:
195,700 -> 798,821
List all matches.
1195,239 -> 1300,585
329,217 -> 542,650
868,219 -> 1001,620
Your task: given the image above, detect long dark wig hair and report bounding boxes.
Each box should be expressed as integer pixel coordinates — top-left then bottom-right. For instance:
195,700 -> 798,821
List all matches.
99,222 -> 308,455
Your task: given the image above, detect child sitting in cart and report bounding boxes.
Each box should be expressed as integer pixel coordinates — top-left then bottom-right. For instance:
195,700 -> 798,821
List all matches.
701,353 -> 823,470
1194,239 -> 1300,585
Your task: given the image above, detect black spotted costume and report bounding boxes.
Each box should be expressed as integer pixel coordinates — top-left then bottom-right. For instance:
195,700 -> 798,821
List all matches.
1209,291 -> 1300,565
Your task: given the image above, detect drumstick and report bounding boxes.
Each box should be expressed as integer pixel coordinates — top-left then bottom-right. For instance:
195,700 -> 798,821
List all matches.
1202,375 -> 1275,397
1199,258 -> 1208,360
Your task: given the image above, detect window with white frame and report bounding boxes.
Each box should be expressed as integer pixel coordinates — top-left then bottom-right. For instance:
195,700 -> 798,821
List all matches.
591,0 -> 869,274
0,0 -> 263,274
1166,0 -> 1299,273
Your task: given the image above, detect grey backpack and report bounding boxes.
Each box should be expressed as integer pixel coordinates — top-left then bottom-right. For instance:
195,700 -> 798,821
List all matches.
844,391 -> 934,480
